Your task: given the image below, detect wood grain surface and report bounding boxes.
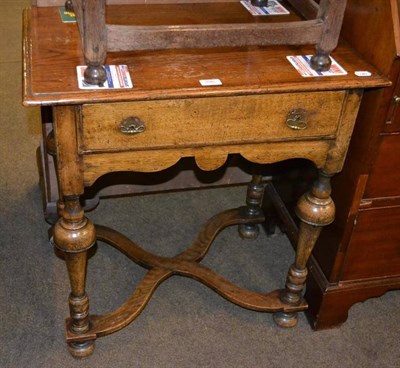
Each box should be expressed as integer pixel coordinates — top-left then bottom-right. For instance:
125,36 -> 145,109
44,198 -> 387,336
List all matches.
80,91 -> 344,152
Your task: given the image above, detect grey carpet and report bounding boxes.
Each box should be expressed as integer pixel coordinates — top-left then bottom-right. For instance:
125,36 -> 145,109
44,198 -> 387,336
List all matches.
0,1 -> 399,367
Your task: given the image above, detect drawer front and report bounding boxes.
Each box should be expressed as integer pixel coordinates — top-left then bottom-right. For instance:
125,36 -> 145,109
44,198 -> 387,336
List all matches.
80,91 -> 345,153
341,206 -> 400,280
364,134 -> 400,198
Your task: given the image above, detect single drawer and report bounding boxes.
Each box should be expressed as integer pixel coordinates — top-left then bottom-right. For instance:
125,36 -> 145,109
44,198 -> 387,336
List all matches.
80,91 -> 345,153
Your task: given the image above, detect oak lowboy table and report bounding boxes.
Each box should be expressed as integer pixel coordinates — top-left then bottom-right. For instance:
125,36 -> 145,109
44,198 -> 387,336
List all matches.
23,3 -> 389,358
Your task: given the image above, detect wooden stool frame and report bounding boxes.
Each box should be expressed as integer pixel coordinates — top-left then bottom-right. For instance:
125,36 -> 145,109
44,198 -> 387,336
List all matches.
61,0 -> 348,85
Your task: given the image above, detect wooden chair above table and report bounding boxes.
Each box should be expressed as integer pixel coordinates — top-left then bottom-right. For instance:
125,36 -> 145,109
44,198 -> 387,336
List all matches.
33,0 -> 347,85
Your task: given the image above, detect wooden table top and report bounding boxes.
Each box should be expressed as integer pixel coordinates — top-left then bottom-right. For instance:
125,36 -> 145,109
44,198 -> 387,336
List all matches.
23,3 -> 390,106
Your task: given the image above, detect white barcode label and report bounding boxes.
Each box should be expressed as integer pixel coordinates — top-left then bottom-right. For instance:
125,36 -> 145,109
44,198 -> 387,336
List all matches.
199,79 -> 223,86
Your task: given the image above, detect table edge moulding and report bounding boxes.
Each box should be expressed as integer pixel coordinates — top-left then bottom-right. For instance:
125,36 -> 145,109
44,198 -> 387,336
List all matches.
23,1 -> 389,359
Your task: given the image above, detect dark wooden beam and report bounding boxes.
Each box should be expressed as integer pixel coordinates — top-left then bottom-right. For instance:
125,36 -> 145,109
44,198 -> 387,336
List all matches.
107,20 -> 323,52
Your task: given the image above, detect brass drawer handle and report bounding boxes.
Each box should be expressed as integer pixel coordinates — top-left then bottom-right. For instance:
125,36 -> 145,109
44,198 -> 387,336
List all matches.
286,108 -> 308,130
119,116 -> 145,135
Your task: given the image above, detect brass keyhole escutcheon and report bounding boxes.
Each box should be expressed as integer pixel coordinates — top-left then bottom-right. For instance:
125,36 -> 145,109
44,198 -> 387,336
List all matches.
119,116 -> 146,135
286,108 -> 308,130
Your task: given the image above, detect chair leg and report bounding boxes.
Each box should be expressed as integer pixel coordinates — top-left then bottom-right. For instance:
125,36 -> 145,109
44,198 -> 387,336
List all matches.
65,1 -> 73,12
310,0 -> 348,71
72,0 -> 107,85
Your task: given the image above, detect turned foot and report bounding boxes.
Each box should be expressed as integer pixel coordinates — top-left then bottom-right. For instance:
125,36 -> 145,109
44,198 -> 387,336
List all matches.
310,54 -> 332,72
65,1 -> 73,12
273,311 -> 298,328
84,65 -> 107,86
68,341 -> 95,359
274,265 -> 307,328
238,223 -> 260,240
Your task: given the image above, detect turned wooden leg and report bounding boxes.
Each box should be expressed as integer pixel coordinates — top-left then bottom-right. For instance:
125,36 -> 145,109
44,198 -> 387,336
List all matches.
72,0 -> 107,85
53,197 -> 96,358
274,170 -> 335,327
310,0 -> 347,71
52,106 -> 97,357
238,175 -> 264,240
